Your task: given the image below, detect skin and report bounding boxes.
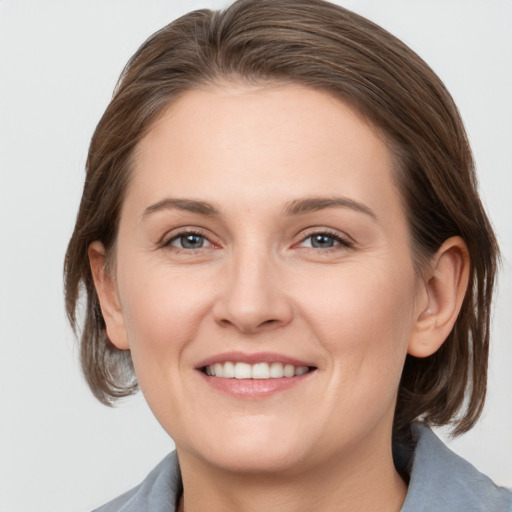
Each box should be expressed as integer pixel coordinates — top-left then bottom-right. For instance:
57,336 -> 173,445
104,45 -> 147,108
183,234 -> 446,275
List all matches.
90,82 -> 469,512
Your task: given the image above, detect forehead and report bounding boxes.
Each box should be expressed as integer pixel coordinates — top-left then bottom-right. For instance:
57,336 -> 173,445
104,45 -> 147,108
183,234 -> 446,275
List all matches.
128,82 -> 403,222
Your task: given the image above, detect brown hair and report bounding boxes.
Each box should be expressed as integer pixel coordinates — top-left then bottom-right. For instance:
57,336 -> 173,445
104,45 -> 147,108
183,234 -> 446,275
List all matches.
64,0 -> 499,439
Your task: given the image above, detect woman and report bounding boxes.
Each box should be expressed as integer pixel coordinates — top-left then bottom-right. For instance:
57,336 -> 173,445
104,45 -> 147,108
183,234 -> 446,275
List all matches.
64,0 -> 511,510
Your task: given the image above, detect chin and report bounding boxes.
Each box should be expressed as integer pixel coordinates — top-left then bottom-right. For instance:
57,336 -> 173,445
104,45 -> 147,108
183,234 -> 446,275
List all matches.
205,445 -> 308,475
181,418 -> 313,475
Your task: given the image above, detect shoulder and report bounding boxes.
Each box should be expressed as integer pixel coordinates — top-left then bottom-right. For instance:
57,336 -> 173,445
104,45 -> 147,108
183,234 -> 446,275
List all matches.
401,424 -> 512,512
92,451 -> 182,512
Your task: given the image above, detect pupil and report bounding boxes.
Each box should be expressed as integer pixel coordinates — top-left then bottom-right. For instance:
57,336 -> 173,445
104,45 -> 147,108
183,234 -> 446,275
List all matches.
312,234 -> 334,248
182,234 -> 203,249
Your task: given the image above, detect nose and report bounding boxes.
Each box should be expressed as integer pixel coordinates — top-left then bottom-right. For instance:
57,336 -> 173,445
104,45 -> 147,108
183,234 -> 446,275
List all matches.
213,247 -> 293,334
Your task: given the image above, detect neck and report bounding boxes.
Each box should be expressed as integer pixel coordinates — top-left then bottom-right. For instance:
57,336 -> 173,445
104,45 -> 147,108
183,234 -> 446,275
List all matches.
176,432 -> 407,512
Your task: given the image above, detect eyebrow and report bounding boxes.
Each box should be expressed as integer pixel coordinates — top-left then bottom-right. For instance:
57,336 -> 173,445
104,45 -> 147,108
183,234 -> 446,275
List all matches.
142,195 -> 376,220
283,196 -> 377,219
143,198 -> 221,218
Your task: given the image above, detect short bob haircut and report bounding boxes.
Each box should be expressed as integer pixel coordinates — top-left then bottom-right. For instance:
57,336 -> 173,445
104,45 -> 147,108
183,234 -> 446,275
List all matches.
65,0 -> 499,441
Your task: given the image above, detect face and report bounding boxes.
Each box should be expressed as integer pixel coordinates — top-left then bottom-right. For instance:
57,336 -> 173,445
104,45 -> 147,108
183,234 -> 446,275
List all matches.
101,83 -> 427,474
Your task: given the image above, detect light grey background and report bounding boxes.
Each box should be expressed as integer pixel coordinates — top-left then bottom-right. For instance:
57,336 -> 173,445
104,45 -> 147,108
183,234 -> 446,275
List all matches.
0,1 -> 511,511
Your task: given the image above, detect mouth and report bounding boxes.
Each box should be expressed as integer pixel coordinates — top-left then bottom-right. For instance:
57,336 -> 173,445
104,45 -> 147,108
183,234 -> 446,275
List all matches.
195,352 -> 318,397
200,361 -> 316,379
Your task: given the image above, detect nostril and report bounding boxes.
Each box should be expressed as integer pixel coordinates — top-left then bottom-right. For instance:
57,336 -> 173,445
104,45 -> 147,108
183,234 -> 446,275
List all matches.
216,316 -> 282,332
218,318 -> 233,328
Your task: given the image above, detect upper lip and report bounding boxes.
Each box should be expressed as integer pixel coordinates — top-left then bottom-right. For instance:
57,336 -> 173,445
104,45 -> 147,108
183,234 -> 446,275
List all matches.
195,351 -> 316,369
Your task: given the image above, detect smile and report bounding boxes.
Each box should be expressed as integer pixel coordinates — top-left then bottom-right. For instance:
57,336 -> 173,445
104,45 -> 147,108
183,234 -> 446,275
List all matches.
202,361 -> 312,379
196,352 -> 317,397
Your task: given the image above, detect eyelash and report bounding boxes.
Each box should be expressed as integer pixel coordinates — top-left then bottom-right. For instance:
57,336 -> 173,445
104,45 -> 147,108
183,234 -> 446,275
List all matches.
162,230 -> 212,251
161,229 -> 354,252
297,229 -> 354,250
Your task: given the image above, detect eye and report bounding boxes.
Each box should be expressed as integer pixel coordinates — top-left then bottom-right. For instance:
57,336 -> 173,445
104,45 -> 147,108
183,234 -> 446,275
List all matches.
166,232 -> 212,250
299,231 -> 353,249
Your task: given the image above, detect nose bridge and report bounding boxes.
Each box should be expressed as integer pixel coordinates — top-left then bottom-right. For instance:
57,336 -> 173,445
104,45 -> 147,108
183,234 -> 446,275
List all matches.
214,239 -> 292,333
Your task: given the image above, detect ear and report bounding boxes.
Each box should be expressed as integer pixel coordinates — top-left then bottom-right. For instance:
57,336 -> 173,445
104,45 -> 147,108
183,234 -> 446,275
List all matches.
408,236 -> 470,358
88,241 -> 130,350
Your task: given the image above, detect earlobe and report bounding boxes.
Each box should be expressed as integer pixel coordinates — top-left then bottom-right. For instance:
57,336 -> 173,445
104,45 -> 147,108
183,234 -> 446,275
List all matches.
408,237 -> 470,358
88,241 -> 130,350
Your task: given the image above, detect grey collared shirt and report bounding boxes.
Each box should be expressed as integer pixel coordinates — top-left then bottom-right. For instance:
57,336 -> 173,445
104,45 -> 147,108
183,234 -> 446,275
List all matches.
93,424 -> 512,511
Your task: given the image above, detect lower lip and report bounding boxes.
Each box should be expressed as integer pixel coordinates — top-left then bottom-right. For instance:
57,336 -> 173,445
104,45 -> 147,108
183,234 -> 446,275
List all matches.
198,370 -> 315,398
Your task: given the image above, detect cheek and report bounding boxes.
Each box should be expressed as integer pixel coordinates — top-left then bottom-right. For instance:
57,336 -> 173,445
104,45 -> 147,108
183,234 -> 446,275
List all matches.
298,260 -> 417,382
116,267 -> 218,427
117,266 -> 212,375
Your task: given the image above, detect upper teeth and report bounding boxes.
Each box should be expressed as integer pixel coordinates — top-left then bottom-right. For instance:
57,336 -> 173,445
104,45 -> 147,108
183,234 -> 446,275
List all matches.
204,362 -> 310,379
